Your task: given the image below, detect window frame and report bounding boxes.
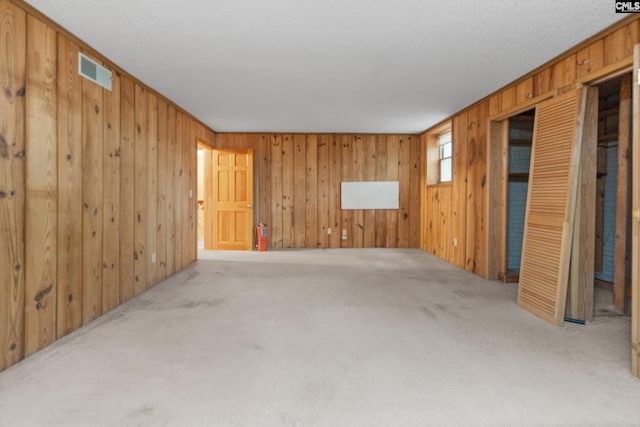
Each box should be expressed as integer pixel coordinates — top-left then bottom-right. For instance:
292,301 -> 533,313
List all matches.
424,122 -> 453,187
437,130 -> 452,183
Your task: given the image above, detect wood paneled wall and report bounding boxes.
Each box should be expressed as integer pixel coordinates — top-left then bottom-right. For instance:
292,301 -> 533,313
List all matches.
0,1 -> 213,372
421,17 -> 640,278
421,113 -> 469,271
214,134 -> 421,249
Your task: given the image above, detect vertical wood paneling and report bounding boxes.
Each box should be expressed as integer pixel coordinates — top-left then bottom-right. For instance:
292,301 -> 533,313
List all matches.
133,85 -> 147,294
231,133 -> 246,150
420,21 -> 637,281
247,133 -> 260,229
25,16 -> 57,355
214,133 -> 420,252
398,135 -> 411,248
533,67 -> 553,96
420,134 -> 428,251
487,119 -> 507,279
81,61 -> 104,324
180,118 -> 189,267
329,135 -> 341,248
386,136 -> 399,248
501,86 -> 516,112
424,187 -> 435,255
340,135 -> 353,247
375,135 -> 388,247
352,135 -> 364,248
119,77 -> 135,303
305,135 -> 318,248
409,136 -> 421,248
257,134 -> 271,232
465,103 -> 488,277
146,93 -> 158,288
0,2 -> 26,369
181,118 -> 189,265
453,113 -> 468,269
432,187 -> 443,257
294,134 -> 306,248
430,188 -> 453,259
270,134 -> 283,248
0,2 -> 215,373
56,34 -> 82,337
552,54 -> 577,90
427,187 -> 440,257
189,119 -> 197,261
363,135 -> 376,247
102,70 -> 120,313
282,135 -> 294,248
173,112 -> 183,268
465,106 -> 479,273
2,1 -> 638,375
475,103 -> 488,277
157,99 -> 168,280
165,105 -> 176,276
317,135 -> 330,248
614,75 -> 632,310
203,142 -> 213,249
178,116 -> 186,267
576,40 -> 604,79
489,94 -> 501,116
567,87 -> 598,322
516,77 -> 534,104
604,23 -> 638,65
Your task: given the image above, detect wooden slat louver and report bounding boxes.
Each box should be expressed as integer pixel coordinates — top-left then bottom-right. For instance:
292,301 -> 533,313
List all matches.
517,89 -> 586,326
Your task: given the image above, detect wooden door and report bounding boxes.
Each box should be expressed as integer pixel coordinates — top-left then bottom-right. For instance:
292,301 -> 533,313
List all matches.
517,88 -> 588,326
210,149 -> 253,250
632,45 -> 639,378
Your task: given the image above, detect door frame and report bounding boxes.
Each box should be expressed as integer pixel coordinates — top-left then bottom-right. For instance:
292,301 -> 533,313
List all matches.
486,91 -> 554,280
197,141 -> 213,250
487,63 -> 634,282
209,148 -> 254,251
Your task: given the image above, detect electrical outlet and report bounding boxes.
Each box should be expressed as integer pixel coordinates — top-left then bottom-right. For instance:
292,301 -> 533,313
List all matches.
453,238 -> 458,247
342,229 -> 347,241
189,189 -> 193,198
327,227 -> 332,235
151,253 -> 156,263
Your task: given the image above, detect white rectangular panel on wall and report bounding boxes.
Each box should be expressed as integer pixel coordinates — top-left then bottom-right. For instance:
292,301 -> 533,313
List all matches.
341,181 -> 399,210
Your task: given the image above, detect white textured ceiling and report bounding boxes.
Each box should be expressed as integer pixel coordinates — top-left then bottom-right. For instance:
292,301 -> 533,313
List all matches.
26,1 -> 622,133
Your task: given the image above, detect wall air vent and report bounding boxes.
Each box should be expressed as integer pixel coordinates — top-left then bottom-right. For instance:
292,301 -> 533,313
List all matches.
78,52 -> 112,91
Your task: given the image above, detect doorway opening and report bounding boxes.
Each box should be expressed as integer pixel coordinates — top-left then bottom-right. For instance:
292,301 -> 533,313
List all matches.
500,109 -> 535,283
593,74 -> 633,316
197,142 -> 213,251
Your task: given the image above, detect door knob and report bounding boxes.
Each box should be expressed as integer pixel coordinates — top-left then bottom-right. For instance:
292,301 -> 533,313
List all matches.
247,204 -> 253,209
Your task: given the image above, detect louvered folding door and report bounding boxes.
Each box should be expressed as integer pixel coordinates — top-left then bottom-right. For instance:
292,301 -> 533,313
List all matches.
517,89 -> 586,326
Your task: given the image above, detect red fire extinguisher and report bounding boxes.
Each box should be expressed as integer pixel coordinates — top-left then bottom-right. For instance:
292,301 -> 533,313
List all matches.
256,223 -> 268,252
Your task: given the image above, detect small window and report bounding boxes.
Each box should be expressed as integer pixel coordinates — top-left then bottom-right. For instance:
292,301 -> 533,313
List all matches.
425,122 -> 452,186
438,130 -> 452,182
